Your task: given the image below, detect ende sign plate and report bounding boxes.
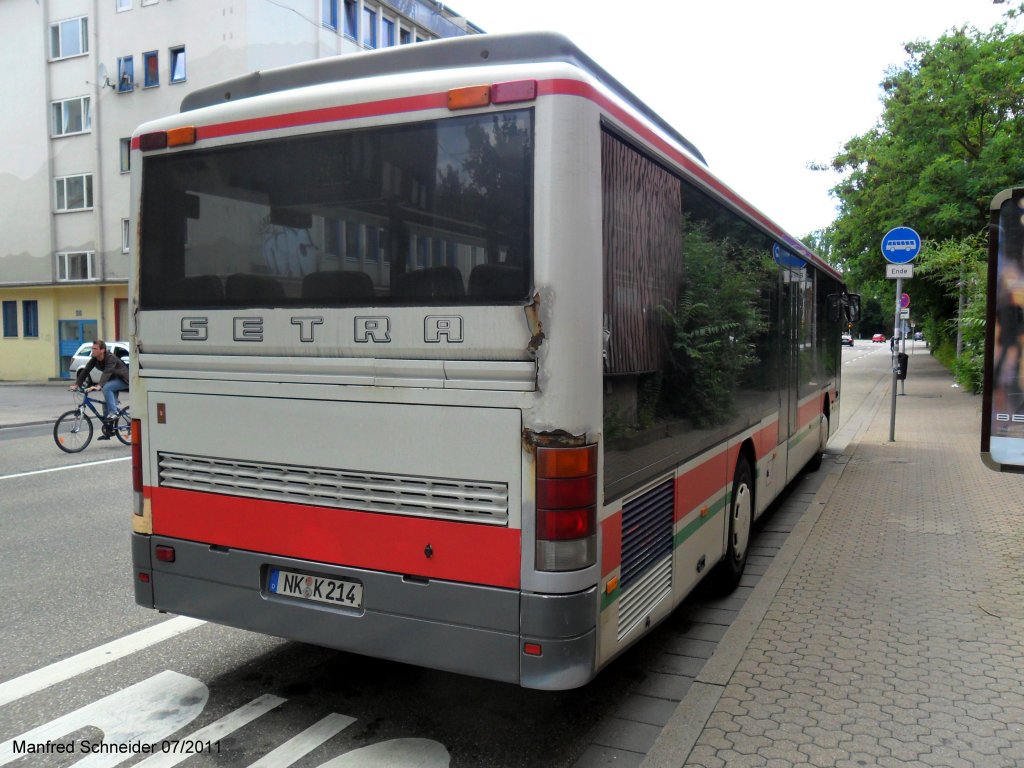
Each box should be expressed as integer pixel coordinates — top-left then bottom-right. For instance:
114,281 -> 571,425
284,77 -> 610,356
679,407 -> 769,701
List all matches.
886,263 -> 914,279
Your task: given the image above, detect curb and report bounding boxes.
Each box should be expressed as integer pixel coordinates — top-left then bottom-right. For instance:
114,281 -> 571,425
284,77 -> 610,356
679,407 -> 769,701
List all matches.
640,377 -> 890,768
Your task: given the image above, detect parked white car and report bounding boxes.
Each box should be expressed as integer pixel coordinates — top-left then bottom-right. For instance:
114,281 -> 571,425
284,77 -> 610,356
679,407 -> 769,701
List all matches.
68,341 -> 130,384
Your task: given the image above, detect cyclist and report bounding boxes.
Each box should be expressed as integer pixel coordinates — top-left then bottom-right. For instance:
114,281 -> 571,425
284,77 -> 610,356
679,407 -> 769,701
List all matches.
70,339 -> 129,440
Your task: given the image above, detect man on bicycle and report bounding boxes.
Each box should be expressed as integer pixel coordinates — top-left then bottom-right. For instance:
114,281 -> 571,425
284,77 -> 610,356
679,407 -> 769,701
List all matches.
71,339 -> 129,440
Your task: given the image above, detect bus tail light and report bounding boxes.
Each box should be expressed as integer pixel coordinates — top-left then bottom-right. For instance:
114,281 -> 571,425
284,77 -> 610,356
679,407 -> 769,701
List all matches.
139,126 -> 196,151
132,419 -> 144,516
535,444 -> 597,572
448,80 -> 537,111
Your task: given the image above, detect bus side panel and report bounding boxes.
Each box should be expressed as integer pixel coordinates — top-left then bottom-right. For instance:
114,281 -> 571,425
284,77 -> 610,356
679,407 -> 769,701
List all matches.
595,444 -> 732,669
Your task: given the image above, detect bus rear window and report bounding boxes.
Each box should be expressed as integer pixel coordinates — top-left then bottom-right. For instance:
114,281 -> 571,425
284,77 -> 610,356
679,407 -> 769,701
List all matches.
139,110 -> 533,308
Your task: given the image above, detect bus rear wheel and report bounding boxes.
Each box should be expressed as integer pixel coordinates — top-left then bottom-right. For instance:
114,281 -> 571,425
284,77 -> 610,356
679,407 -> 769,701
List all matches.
711,456 -> 753,593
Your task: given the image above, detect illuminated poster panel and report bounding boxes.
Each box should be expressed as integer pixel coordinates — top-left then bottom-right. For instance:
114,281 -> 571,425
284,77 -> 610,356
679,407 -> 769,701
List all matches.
982,188 -> 1024,472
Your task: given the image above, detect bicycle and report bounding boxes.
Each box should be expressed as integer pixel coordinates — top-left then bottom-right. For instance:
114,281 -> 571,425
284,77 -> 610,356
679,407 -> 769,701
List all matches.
53,386 -> 131,453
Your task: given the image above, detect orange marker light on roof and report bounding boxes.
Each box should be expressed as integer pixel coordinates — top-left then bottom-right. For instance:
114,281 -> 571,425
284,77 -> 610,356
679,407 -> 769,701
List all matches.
448,85 -> 490,110
167,126 -> 197,147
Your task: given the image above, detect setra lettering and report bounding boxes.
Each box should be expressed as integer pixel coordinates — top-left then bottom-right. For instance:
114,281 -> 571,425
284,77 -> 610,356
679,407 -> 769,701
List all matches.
177,314 -> 470,344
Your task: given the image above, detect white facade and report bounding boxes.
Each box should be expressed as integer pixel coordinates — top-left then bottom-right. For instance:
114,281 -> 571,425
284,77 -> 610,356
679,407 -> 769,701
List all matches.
0,0 -> 479,380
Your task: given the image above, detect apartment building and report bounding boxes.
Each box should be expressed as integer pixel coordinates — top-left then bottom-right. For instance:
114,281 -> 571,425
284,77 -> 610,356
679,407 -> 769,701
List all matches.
0,0 -> 480,380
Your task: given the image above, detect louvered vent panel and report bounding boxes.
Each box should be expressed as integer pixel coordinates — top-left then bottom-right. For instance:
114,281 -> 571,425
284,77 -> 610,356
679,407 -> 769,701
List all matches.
617,479 -> 674,640
620,479 -> 674,588
157,452 -> 508,525
617,557 -> 672,640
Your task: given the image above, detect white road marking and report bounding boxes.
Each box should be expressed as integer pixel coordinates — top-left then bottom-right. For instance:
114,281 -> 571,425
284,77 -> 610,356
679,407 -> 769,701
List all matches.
135,694 -> 285,768
0,671 -> 208,767
248,714 -> 356,768
0,616 -> 205,708
0,456 -> 130,482
319,738 -> 450,768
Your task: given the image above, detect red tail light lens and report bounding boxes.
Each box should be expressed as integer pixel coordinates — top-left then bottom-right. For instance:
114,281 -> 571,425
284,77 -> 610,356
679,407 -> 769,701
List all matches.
155,545 -> 175,563
535,444 -> 597,572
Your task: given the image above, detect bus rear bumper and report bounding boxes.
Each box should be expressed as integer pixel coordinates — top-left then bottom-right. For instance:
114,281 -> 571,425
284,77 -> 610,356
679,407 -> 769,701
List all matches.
131,533 -> 597,689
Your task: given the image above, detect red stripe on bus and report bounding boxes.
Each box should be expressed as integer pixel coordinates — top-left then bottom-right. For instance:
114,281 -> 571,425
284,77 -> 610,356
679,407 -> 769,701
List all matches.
149,486 -> 521,588
199,92 -> 449,141
674,451 -> 728,521
754,422 -> 778,459
797,397 -> 823,429
602,510 -> 622,573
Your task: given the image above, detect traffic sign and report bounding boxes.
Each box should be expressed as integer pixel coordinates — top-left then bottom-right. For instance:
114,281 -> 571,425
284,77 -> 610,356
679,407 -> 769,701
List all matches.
900,308 -> 910,319
886,263 -> 914,279
881,227 -> 921,264
900,293 -> 910,309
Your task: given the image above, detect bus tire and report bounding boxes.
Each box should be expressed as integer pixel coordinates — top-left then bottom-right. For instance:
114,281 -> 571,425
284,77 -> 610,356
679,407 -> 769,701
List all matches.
711,456 -> 753,593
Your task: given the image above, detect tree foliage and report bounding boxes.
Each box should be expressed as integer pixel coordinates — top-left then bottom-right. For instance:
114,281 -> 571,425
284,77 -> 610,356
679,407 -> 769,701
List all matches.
824,6 -> 1024,364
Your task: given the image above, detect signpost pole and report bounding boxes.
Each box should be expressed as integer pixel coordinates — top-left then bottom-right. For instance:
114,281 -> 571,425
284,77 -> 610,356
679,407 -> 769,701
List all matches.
889,276 -> 901,442
881,226 -> 921,443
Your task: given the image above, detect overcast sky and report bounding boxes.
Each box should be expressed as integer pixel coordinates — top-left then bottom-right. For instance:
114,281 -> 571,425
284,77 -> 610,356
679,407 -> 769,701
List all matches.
446,0 -> 1013,238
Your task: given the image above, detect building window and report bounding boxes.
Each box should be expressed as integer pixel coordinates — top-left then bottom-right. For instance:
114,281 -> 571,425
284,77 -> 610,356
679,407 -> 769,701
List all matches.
51,96 -> 91,137
56,251 -> 96,282
2,301 -> 16,338
169,46 -> 186,83
343,0 -> 357,38
120,138 -> 131,173
400,27 -> 411,45
322,0 -> 338,30
49,16 -> 89,59
362,5 -> 377,47
117,55 -> 135,92
54,174 -> 94,212
142,0 -> 158,5
116,0 -> 132,11
143,51 -> 159,87
122,219 -> 131,253
23,301 -> 39,338
382,17 -> 395,47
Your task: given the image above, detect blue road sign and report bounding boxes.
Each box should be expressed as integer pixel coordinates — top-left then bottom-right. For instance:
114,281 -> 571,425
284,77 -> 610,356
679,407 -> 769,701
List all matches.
900,292 -> 910,309
881,227 -> 921,264
772,243 -> 805,269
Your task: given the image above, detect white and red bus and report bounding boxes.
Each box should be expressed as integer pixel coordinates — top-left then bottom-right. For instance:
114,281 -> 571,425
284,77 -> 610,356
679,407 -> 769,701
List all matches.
129,32 -> 858,689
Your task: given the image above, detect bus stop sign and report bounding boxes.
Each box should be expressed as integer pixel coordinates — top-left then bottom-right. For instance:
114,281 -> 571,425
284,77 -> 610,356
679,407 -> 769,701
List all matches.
881,227 -> 921,264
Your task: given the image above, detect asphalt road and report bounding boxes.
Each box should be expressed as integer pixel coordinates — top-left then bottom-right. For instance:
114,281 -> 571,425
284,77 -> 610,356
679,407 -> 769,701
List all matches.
0,345 -> 899,767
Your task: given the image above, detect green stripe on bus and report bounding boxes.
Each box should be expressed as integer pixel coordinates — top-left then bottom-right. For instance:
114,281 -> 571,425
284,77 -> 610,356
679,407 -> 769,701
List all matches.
673,493 -> 727,549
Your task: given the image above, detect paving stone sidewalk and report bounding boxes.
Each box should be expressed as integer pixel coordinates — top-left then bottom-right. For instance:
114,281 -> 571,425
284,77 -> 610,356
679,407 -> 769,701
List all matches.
645,352 -> 1024,768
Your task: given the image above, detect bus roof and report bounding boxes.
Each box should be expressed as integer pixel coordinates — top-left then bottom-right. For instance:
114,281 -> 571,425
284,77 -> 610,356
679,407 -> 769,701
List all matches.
179,31 -> 707,166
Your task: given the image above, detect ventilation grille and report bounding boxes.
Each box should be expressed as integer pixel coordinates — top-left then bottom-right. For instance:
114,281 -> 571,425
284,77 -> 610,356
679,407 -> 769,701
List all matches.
617,479 -> 674,640
158,452 -> 509,525
618,557 -> 672,640
620,479 -> 674,588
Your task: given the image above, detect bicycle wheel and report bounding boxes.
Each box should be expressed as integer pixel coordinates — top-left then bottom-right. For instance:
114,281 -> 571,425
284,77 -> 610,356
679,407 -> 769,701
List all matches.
114,406 -> 132,446
54,410 -> 93,453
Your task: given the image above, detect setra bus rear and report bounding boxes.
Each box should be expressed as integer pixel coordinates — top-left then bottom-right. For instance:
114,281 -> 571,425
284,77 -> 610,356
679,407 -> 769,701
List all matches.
129,35 -> 607,689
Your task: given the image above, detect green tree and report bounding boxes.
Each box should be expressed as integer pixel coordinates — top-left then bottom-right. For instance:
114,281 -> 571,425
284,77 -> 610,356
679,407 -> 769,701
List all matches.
825,6 -> 1024,362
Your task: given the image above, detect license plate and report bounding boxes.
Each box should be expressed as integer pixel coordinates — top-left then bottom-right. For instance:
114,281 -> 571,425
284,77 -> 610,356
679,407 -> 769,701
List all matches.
268,569 -> 363,609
